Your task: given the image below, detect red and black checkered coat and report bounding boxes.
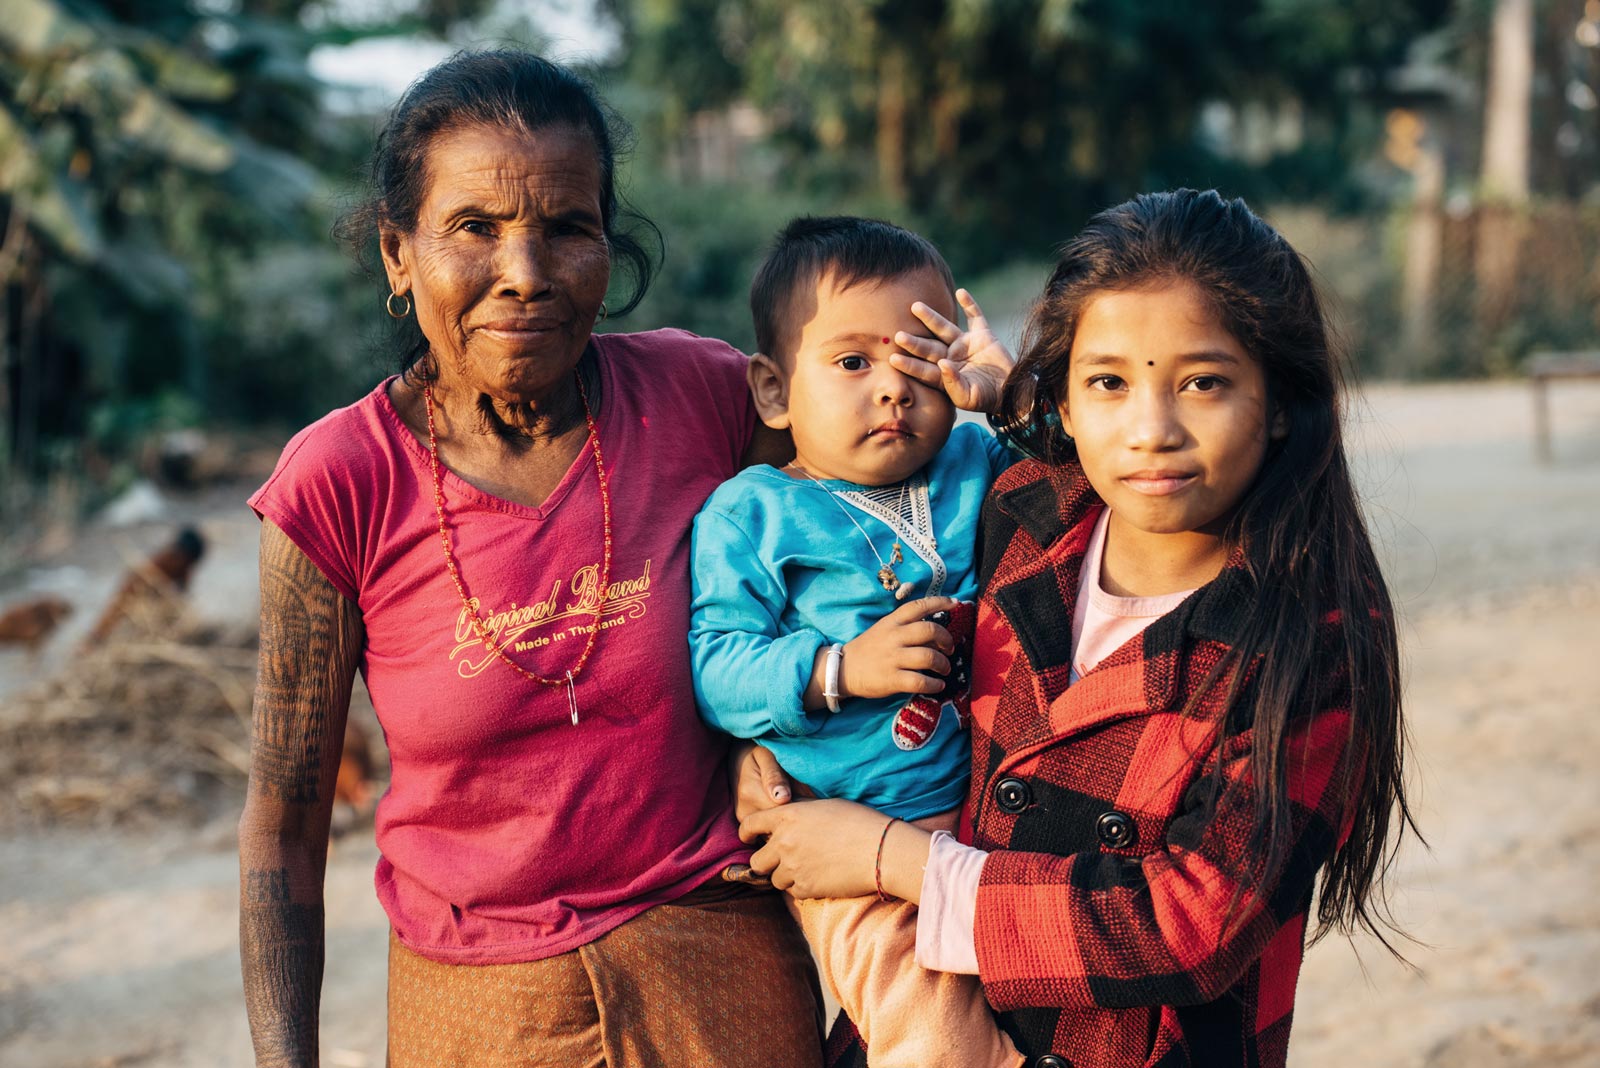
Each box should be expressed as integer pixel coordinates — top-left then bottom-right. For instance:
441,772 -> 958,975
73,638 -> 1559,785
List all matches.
827,458 -> 1361,1068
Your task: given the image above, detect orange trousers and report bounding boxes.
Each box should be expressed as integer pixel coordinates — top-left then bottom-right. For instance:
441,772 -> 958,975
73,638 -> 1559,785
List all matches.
787,839 -> 1021,1068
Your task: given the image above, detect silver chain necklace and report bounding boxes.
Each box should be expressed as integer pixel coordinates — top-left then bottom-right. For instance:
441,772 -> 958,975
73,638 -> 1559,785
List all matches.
789,465 -> 915,600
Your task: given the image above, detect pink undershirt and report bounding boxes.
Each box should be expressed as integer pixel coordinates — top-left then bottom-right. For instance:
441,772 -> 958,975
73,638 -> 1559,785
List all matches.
914,508 -> 1195,973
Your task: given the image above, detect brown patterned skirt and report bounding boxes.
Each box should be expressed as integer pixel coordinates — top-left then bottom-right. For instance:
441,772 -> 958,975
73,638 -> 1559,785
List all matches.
387,879 -> 825,1067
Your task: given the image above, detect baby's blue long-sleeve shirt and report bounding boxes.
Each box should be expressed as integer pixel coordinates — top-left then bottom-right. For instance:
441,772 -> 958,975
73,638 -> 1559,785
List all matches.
689,421 -> 1011,821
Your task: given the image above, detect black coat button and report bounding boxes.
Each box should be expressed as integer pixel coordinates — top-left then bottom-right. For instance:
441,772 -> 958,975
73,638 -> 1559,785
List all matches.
994,777 -> 1032,814
1096,810 -> 1136,848
1034,1055 -> 1070,1068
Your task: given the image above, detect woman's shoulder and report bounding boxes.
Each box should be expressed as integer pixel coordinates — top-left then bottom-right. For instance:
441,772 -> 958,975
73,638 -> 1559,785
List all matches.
595,328 -> 747,376
249,381 -> 397,602
595,329 -> 755,457
254,380 -> 399,506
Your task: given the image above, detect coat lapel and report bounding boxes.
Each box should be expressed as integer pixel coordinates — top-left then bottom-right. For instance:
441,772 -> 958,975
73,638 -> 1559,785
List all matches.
980,462 -> 1095,755
1038,548 -> 1254,743
980,458 -> 1257,765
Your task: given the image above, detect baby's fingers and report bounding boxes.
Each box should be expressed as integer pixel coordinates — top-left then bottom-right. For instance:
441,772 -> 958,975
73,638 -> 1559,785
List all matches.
901,618 -> 954,653
888,595 -> 961,623
909,300 -> 963,344
955,288 -> 988,328
892,668 -> 949,696
900,645 -> 951,677
888,350 -> 945,388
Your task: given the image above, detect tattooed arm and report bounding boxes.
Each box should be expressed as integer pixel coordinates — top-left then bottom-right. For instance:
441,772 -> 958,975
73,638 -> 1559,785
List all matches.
238,520 -> 365,1068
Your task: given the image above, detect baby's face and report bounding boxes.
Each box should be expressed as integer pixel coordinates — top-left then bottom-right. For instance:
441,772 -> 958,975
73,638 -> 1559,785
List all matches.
779,268 -> 957,485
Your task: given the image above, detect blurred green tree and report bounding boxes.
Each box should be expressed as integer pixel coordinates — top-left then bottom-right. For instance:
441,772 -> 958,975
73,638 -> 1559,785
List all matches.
0,0 -> 491,490
603,0 -> 1453,268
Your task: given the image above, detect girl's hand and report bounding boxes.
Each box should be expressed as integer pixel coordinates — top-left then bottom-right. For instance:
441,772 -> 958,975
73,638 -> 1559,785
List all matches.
741,798 -> 892,899
891,289 -> 1016,415
841,596 -> 959,700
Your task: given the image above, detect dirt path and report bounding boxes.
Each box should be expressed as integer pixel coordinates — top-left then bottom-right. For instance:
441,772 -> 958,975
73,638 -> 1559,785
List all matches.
1,379 -> 1597,1067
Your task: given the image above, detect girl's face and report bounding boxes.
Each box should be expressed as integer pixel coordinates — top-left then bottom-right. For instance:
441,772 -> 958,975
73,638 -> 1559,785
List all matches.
1059,279 -> 1281,538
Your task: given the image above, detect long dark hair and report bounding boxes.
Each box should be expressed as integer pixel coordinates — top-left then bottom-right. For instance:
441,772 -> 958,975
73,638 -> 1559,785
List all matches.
338,49 -> 660,380
1000,189 -> 1416,949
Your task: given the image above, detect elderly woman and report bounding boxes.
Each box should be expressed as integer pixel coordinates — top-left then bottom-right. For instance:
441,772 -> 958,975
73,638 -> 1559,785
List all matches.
237,51 -> 823,1067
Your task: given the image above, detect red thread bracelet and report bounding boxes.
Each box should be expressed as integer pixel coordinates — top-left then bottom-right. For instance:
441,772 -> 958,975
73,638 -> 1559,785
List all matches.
875,817 -> 899,902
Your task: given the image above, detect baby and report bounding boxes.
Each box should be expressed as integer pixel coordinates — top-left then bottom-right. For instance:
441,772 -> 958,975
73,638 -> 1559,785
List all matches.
690,216 -> 1020,1068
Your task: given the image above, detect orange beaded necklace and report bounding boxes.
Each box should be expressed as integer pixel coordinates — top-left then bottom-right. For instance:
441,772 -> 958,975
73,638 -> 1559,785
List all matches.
423,372 -> 612,725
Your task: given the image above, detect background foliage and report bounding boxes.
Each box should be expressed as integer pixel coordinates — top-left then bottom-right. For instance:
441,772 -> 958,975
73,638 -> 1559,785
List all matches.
2,0 -> 1597,512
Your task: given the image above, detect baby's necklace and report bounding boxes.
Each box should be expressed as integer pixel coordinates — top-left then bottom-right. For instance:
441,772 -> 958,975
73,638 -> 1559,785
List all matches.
424,373 -> 612,725
790,465 -> 914,600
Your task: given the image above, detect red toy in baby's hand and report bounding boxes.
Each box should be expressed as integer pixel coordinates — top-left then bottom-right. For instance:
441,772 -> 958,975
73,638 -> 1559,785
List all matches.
889,601 -> 976,750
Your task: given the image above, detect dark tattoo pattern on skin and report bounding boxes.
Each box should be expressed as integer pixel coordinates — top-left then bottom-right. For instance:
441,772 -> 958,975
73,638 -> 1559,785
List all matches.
241,865 -> 325,1065
251,526 -> 358,802
240,523 -> 364,1067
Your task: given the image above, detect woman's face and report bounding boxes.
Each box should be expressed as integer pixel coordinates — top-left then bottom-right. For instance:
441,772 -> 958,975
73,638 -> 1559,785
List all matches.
381,122 -> 612,404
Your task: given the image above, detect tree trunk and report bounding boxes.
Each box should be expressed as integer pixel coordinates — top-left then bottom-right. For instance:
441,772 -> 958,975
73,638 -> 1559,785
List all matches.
876,48 -> 908,203
1401,127 -> 1445,375
1475,0 -> 1533,334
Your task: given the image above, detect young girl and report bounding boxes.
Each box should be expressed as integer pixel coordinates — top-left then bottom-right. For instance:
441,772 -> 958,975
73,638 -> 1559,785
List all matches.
739,189 -> 1414,1068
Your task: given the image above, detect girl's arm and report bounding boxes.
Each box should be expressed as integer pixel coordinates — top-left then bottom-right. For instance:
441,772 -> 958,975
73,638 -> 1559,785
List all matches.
238,521 -> 365,1068
744,695 -> 1358,1010
970,702 -> 1358,1013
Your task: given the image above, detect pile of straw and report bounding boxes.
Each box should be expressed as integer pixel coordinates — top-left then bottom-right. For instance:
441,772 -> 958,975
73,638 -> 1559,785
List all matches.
0,610 -> 258,828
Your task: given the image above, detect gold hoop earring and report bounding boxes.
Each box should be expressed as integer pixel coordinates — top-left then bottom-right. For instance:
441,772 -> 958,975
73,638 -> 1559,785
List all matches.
596,301 -> 608,322
386,291 -> 411,319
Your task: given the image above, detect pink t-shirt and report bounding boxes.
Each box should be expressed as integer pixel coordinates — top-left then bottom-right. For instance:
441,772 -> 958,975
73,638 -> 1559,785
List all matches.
250,329 -> 757,965
1069,509 -> 1196,681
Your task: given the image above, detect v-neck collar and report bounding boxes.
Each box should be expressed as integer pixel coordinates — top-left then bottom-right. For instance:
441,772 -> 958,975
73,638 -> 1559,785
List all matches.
377,345 -> 613,522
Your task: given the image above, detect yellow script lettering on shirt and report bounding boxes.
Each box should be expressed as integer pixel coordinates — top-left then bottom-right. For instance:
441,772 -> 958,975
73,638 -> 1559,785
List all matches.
449,559 -> 653,678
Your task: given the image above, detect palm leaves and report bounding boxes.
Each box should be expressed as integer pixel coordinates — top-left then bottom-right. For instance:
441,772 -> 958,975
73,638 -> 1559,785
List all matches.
1,0 -> 238,273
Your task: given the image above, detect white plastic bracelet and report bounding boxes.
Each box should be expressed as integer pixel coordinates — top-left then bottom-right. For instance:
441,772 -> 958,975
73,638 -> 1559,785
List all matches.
823,643 -> 845,713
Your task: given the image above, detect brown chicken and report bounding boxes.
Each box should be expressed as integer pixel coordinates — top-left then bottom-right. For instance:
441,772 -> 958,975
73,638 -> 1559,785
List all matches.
86,527 -> 206,643
0,595 -> 73,650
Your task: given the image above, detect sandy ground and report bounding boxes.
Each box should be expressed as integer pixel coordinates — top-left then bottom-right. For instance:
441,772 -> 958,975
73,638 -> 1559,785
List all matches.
0,379 -> 1597,1068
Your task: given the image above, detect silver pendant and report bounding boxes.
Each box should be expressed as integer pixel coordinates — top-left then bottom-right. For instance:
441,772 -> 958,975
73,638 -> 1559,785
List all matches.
566,670 -> 579,726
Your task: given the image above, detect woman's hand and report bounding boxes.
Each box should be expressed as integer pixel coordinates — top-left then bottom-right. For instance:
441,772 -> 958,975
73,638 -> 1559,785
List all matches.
742,798 -> 902,899
891,289 -> 1016,415
838,596 -> 960,700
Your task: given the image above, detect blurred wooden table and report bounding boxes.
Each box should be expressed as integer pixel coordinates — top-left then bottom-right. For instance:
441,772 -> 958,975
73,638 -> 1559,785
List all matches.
1528,351 -> 1600,462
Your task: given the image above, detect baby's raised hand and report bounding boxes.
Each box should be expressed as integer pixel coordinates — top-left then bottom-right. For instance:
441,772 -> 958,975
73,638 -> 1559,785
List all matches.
891,288 -> 1015,415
